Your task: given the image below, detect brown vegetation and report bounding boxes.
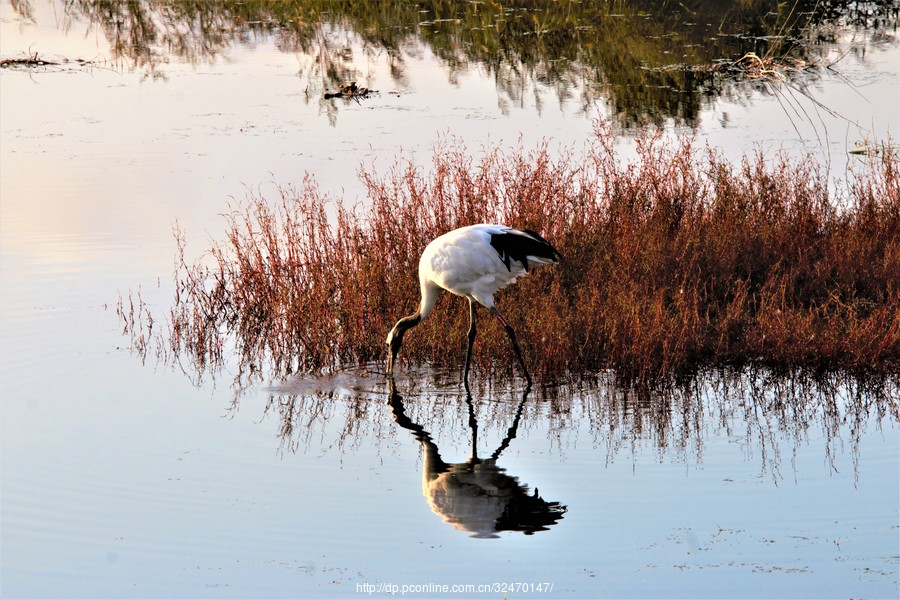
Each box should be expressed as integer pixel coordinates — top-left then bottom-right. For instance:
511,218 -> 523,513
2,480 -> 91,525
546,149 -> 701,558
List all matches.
123,126 -> 899,383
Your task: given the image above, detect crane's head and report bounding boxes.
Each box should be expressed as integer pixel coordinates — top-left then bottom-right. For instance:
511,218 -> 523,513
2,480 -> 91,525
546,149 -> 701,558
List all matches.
385,313 -> 421,377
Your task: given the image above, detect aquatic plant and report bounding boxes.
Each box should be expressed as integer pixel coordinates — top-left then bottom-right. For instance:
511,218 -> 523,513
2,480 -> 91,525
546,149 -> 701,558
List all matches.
120,125 -> 899,383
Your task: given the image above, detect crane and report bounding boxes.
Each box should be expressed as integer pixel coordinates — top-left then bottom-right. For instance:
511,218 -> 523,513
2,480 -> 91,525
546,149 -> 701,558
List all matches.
386,224 -> 561,388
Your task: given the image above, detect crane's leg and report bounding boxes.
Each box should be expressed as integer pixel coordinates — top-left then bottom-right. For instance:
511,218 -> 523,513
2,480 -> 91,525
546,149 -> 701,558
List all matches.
463,298 -> 478,390
489,306 -> 532,387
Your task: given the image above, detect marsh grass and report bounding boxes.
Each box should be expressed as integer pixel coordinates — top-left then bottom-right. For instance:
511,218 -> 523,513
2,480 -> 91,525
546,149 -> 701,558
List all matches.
125,126 -> 899,383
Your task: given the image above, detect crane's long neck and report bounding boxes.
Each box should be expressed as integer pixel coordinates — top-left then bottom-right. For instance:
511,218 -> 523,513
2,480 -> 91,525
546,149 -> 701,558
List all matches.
386,280 -> 441,376
416,279 -> 441,321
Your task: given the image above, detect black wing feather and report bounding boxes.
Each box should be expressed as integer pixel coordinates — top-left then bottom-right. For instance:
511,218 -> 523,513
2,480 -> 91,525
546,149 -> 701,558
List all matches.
489,228 -> 562,272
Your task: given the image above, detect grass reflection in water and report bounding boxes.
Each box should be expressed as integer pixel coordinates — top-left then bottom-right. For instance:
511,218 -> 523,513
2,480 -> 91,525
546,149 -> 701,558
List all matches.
28,0 -> 899,128
254,366 -> 896,493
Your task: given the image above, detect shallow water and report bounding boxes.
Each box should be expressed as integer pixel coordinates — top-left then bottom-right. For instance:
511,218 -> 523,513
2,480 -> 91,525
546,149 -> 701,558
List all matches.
1,2 -> 898,598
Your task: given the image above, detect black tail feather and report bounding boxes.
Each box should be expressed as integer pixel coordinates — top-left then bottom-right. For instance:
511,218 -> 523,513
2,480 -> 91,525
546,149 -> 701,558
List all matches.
490,228 -> 562,272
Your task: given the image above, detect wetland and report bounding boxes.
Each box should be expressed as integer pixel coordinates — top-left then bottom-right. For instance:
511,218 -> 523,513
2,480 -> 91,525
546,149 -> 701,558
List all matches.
1,1 -> 898,598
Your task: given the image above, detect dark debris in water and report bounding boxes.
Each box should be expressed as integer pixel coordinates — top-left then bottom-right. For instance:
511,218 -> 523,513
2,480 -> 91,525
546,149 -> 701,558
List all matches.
323,81 -> 377,100
1,51 -> 102,71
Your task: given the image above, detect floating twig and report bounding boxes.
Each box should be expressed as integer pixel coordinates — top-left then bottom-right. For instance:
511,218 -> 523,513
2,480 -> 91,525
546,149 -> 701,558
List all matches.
1,50 -> 103,71
323,81 -> 377,99
0,51 -> 58,68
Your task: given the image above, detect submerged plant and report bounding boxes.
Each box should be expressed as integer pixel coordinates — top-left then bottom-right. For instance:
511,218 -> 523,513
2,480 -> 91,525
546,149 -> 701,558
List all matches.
122,126 -> 899,384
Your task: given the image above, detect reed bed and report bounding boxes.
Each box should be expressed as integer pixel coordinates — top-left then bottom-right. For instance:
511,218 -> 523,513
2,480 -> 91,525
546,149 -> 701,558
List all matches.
129,126 -> 899,383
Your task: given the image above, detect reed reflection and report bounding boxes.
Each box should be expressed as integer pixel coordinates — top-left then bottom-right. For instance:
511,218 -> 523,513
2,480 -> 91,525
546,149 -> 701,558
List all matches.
386,382 -> 566,538
252,369 -> 896,487
19,0 -> 898,127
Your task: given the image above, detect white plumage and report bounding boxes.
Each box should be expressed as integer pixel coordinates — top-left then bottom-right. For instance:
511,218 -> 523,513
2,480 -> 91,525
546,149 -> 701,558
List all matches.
386,224 -> 561,388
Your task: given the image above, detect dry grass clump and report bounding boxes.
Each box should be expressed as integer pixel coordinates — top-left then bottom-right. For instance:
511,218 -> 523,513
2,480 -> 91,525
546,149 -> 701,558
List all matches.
727,51 -> 810,82
133,126 -> 899,383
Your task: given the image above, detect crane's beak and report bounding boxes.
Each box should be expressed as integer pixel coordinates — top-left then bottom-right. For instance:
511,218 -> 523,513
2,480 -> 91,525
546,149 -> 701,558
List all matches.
386,335 -> 401,377
386,347 -> 395,377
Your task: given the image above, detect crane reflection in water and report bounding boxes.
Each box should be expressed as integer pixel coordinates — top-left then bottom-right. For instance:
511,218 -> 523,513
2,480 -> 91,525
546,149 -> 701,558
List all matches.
387,382 -> 566,538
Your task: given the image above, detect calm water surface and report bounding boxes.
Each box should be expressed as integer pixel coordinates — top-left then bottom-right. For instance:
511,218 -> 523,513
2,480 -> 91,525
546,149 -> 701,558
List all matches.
1,2 -> 898,598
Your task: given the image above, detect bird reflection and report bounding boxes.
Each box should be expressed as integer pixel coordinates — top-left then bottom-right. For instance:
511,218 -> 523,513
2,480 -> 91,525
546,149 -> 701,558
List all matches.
387,383 -> 566,538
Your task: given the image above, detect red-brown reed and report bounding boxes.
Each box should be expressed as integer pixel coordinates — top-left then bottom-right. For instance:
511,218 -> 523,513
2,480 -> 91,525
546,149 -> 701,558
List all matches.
131,126 -> 899,383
